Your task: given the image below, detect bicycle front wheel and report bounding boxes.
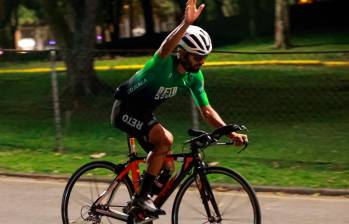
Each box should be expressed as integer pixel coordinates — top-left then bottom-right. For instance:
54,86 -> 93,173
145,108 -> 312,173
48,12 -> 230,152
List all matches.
172,166 -> 261,224
61,161 -> 134,224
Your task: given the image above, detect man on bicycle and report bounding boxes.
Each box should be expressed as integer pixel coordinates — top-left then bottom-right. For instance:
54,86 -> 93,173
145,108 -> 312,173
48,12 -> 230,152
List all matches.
111,0 -> 248,216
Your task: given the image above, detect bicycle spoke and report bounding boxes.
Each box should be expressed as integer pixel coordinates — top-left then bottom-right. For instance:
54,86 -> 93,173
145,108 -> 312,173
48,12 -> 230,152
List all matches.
181,189 -> 207,217
103,216 -> 113,224
93,177 -> 102,198
71,191 -> 93,205
69,215 -> 86,224
220,191 -> 239,215
88,177 -> 99,199
222,192 -> 252,216
222,217 -> 248,222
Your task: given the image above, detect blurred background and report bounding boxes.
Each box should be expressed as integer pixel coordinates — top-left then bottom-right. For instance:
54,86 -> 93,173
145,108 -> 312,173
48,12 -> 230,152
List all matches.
0,0 -> 348,189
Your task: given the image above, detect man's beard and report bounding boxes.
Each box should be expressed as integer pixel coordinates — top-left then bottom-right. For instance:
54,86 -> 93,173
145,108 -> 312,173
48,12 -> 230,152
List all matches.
179,54 -> 200,73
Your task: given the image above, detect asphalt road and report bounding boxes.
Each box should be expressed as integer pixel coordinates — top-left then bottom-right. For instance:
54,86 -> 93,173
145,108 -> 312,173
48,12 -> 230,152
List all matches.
0,176 -> 348,224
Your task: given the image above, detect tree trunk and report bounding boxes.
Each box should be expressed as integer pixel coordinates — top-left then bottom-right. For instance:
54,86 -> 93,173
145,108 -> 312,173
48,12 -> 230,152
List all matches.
214,0 -> 225,18
141,0 -> 155,36
0,0 -> 19,48
66,0 -> 104,97
275,0 -> 291,49
112,0 -> 124,40
39,0 -> 112,101
38,0 -> 73,48
129,0 -> 134,37
174,0 -> 186,24
0,26 -> 15,48
64,50 -> 104,98
248,0 -> 257,38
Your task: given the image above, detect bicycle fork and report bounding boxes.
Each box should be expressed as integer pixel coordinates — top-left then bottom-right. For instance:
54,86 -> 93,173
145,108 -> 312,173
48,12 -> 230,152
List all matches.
195,166 -> 223,223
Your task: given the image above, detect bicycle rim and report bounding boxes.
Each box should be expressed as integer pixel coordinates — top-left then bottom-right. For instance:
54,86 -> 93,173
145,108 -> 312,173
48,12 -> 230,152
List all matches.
172,166 -> 261,224
62,161 -> 133,224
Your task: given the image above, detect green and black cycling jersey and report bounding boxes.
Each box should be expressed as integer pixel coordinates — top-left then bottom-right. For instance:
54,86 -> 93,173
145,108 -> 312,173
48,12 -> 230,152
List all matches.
115,53 -> 210,111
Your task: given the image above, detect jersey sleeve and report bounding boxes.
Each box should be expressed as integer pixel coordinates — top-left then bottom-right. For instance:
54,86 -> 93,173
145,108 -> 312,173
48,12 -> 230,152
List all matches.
190,71 -> 210,107
143,52 -> 171,72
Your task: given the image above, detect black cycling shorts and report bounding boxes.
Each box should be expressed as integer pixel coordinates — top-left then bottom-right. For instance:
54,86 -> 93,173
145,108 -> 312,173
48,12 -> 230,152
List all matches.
111,99 -> 159,152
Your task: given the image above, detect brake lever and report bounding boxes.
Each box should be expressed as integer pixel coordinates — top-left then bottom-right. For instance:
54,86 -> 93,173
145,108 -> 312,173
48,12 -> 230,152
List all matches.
237,142 -> 248,154
240,125 -> 248,132
217,141 -> 248,153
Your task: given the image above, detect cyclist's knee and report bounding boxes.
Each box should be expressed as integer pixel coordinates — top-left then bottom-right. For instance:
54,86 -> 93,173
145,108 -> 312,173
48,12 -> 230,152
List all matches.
158,132 -> 173,148
149,124 -> 173,150
153,136 -> 173,154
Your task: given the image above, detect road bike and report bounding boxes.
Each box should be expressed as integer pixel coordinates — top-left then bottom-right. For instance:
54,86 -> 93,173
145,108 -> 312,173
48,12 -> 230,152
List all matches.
61,124 -> 261,224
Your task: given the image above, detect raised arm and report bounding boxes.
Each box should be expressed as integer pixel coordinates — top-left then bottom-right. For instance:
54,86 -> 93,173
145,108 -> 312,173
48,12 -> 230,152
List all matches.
157,0 -> 205,58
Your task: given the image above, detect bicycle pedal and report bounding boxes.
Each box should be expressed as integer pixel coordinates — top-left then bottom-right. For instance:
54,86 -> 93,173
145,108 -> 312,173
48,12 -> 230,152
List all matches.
129,206 -> 159,224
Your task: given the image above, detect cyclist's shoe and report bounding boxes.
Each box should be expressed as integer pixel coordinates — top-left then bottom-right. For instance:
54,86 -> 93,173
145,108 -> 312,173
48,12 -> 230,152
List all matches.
132,194 -> 166,216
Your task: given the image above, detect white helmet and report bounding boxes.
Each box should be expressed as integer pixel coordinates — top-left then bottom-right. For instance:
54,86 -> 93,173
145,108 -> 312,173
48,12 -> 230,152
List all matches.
179,25 -> 212,56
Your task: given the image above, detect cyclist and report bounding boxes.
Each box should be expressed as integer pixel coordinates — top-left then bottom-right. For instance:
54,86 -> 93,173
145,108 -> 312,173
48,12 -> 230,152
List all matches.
111,0 -> 248,216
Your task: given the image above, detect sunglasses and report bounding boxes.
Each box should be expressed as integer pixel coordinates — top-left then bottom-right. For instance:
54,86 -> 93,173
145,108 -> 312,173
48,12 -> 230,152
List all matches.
191,54 -> 208,61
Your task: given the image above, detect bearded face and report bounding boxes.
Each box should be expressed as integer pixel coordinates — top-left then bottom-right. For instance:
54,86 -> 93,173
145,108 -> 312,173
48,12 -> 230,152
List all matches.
177,48 -> 207,73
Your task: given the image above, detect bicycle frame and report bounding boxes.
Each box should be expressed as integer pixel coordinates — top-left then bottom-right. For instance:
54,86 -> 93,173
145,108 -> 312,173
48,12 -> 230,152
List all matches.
94,136 -> 203,221
63,124 -> 259,224
123,137 -> 198,208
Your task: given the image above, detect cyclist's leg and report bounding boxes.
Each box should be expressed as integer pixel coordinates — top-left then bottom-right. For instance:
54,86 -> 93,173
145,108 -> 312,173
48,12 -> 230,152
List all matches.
111,100 -> 166,214
137,135 -> 175,174
131,124 -> 172,215
146,123 -> 173,176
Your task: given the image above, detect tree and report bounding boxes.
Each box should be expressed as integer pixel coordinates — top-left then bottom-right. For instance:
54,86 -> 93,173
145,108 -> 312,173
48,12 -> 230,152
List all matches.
174,0 -> 186,23
275,0 -> 291,49
0,0 -> 20,48
248,0 -> 257,38
38,0 -> 112,102
101,0 -> 123,41
141,0 -> 155,36
153,0 -> 177,21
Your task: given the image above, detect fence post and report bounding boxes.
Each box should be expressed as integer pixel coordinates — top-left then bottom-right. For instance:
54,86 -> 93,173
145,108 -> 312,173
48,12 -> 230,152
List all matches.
50,50 -> 64,152
191,99 -> 200,129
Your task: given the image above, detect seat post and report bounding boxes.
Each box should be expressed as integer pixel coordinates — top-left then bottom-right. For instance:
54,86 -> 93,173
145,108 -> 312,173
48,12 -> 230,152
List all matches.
127,135 -> 137,154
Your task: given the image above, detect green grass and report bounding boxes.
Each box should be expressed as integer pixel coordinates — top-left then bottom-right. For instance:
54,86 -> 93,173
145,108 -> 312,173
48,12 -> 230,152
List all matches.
0,62 -> 348,189
219,31 -> 349,51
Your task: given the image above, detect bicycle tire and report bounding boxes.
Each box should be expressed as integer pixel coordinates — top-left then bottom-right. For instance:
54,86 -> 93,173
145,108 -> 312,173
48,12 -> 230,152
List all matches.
172,166 -> 261,224
61,161 -> 134,224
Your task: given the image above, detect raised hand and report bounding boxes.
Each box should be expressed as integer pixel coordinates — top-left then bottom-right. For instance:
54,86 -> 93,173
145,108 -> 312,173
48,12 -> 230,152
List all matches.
184,0 -> 205,25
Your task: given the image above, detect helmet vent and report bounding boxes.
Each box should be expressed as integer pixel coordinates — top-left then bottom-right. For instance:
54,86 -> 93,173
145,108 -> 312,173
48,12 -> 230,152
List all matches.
198,34 -> 208,50
182,36 -> 196,49
190,34 -> 205,50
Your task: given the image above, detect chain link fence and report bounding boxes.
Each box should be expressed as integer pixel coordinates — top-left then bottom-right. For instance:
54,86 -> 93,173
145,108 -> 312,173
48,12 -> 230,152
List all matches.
0,49 -> 348,160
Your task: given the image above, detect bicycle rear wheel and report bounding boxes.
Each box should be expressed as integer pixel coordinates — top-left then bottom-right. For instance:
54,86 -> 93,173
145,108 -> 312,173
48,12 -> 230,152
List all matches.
61,161 -> 134,224
172,166 -> 261,224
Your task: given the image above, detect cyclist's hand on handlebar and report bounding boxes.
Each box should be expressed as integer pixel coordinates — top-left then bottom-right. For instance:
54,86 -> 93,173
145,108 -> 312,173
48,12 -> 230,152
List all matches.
228,132 -> 248,147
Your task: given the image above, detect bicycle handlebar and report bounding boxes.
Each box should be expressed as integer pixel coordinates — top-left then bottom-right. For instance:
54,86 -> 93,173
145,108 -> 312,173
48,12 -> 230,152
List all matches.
186,124 -> 248,151
211,124 -> 245,139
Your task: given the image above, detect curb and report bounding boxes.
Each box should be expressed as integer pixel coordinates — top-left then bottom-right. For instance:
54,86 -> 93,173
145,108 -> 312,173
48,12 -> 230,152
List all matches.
253,186 -> 349,197
1,172 -> 348,197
